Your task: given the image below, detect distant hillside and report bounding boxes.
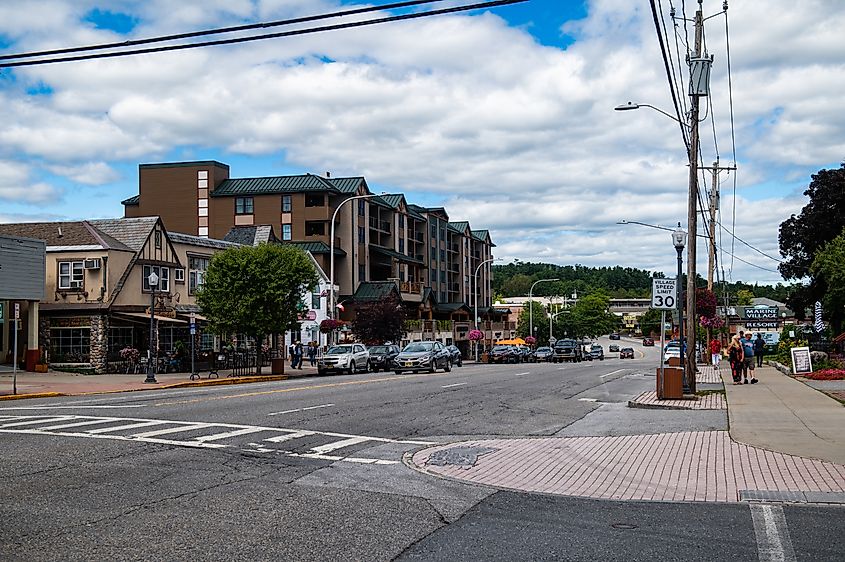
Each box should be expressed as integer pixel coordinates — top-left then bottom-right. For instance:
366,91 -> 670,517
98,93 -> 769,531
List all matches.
492,261 -> 795,302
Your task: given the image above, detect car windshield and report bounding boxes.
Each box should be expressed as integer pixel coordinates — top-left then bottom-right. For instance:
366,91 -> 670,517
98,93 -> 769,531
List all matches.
536,347 -> 551,352
591,345 -> 602,350
403,342 -> 433,352
622,348 -> 633,352
492,346 -> 510,351
369,346 -> 390,354
327,345 -> 352,354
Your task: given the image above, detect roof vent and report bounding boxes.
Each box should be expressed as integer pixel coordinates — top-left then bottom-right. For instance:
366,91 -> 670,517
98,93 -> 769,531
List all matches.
57,226 -> 63,238
325,171 -> 331,178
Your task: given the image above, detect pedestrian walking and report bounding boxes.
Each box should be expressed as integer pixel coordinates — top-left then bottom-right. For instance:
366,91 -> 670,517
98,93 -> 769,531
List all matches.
728,335 -> 744,384
292,341 -> 304,369
307,342 -> 318,366
753,334 -> 765,368
709,337 -> 722,369
741,333 -> 756,384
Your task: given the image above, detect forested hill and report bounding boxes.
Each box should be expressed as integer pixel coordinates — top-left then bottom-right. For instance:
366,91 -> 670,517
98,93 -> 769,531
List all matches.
492,261 -> 795,301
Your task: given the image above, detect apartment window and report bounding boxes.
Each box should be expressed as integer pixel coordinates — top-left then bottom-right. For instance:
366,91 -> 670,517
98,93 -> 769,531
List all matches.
359,264 -> 366,280
430,270 -> 437,282
440,270 -> 446,282
440,229 -> 446,240
430,248 -> 437,261
282,195 -> 292,212
358,200 -> 365,216
50,328 -> 90,363
189,256 -> 209,295
58,261 -> 84,289
399,238 -> 404,253
440,249 -> 446,261
282,224 -> 292,240
358,226 -> 365,244
430,224 -> 436,238
236,196 -> 254,214
142,265 -> 170,292
305,194 -> 324,207
398,214 -> 405,228
154,230 -> 162,249
305,221 -> 325,236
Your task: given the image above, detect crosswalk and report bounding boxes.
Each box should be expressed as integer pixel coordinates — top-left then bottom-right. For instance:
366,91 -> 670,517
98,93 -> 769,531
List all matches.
0,414 -> 436,465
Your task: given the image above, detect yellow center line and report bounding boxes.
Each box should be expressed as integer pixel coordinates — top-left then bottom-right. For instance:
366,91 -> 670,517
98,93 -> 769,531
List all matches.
154,371 -> 449,406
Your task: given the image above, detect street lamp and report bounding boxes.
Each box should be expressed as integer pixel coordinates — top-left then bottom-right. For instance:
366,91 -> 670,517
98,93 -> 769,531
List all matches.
548,310 -> 569,341
329,193 -> 379,345
672,224 -> 689,393
145,271 -> 159,384
473,257 -> 500,361
529,278 -> 559,344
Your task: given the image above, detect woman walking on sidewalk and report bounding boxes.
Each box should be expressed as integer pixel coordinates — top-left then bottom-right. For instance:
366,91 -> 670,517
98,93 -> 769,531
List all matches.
728,335 -> 744,384
709,337 -> 722,370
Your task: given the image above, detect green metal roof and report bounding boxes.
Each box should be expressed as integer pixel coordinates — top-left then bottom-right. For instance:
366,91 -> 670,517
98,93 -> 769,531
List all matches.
369,196 -> 394,210
329,177 -> 367,194
121,195 -> 140,206
212,174 -> 337,197
369,244 -> 425,265
378,194 -> 405,209
283,241 -> 346,256
447,224 -> 462,234
449,221 -> 469,233
353,281 -> 399,302
406,204 -> 427,221
436,302 -> 471,313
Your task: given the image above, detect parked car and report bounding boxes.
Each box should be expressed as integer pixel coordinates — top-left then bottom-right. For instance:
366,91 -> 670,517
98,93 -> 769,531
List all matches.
663,340 -> 683,363
609,344 -> 620,352
445,344 -> 463,367
533,346 -> 553,362
393,341 -> 452,374
609,333 -> 621,340
642,337 -> 655,346
620,347 -> 635,359
514,346 -> 532,363
589,344 -> 604,361
552,339 -> 582,363
317,344 -> 370,375
367,344 -> 400,372
491,345 -> 518,364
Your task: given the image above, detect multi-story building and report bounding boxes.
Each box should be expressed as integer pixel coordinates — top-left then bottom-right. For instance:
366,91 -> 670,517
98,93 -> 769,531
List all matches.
122,161 -> 497,352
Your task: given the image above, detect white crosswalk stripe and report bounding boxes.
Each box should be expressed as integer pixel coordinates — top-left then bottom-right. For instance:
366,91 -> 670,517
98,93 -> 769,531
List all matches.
0,414 -> 435,466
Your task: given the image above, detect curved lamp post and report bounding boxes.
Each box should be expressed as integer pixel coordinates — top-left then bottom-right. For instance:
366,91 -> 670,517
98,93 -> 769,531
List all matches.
144,271 -> 159,384
473,257 -> 500,361
672,224 -> 689,393
529,278 -> 559,342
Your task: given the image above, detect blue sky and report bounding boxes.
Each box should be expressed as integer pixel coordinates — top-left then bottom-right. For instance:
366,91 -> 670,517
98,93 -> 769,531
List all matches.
1,0 -> 843,285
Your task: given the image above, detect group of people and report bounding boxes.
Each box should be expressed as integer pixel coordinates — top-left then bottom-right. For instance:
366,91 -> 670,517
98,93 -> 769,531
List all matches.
288,341 -> 320,369
709,332 -> 765,385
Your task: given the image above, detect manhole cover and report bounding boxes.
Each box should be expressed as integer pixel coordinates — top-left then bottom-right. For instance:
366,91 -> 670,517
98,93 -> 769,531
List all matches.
426,446 -> 498,468
611,523 -> 639,530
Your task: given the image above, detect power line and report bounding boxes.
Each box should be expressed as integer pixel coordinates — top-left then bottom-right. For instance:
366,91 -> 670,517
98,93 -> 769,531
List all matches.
0,0 -> 447,62
0,0 -> 526,68
649,0 -> 690,152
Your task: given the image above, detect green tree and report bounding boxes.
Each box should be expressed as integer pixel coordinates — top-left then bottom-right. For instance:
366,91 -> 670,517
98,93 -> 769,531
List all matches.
351,293 -> 407,345
638,308 -> 663,337
516,301 -> 551,346
779,163 -> 845,319
736,289 -> 755,306
196,244 -> 318,375
810,229 -> 845,333
570,292 -> 617,339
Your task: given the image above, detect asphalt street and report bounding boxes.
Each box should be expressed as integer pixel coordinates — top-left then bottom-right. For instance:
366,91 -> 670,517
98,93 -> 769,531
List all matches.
1,337 -> 842,560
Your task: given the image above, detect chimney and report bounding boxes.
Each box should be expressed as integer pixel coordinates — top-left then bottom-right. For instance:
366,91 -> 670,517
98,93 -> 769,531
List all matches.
325,171 -> 331,178
57,226 -> 63,238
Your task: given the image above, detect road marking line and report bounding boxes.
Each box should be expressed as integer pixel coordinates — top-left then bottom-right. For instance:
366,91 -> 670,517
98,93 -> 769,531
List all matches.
578,398 -> 599,402
0,416 -> 74,428
37,418 -> 122,431
311,436 -> 371,454
132,423 -> 217,438
268,403 -> 334,416
441,382 -> 467,389
0,405 -> 146,410
86,421 -> 166,434
600,369 -> 626,378
514,372 -> 530,376
195,427 -> 268,442
750,504 -> 797,562
264,430 -> 317,443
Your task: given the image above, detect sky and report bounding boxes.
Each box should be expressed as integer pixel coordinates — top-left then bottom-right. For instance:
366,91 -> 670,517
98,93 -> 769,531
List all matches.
1,0 -> 844,286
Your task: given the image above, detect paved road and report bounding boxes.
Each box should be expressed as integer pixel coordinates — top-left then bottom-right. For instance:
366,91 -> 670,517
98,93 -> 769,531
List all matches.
1,339 -> 842,560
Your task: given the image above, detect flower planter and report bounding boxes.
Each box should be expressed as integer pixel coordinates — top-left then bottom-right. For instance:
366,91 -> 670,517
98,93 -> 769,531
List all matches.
35,364 -> 49,373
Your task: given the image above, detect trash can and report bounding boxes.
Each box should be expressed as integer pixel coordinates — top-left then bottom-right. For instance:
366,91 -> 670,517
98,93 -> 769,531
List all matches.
271,358 -> 285,375
657,366 -> 683,399
481,352 -> 490,363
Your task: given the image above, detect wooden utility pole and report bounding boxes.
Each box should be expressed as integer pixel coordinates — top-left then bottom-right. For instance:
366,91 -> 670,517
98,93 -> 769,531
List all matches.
703,160 -> 736,290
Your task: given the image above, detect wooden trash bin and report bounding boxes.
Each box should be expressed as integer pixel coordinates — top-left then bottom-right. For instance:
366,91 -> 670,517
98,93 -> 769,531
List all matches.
657,366 -> 683,399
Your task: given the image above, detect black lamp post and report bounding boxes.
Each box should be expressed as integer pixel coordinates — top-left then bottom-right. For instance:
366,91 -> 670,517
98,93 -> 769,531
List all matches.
672,224 -> 689,393
145,271 -> 159,384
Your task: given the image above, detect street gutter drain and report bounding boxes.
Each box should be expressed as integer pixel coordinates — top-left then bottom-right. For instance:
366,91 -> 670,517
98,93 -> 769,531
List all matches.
611,523 -> 639,530
426,446 -> 498,469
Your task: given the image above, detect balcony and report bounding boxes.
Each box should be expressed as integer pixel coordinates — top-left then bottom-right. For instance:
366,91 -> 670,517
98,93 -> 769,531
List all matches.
414,232 -> 424,242
399,280 -> 424,302
369,217 -> 392,233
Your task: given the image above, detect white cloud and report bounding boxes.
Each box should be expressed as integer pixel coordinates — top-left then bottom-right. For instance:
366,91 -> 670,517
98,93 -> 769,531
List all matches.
0,0 -> 842,284
0,160 -> 62,204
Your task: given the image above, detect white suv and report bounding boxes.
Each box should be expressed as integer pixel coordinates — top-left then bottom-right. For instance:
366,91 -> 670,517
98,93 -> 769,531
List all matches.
318,344 -> 370,375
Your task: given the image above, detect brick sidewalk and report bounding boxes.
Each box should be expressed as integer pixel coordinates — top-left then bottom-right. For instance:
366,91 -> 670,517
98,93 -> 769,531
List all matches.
411,431 -> 845,503
628,391 -> 726,410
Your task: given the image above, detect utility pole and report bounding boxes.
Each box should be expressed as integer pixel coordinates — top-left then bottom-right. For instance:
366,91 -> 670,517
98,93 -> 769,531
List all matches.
703,160 -> 736,290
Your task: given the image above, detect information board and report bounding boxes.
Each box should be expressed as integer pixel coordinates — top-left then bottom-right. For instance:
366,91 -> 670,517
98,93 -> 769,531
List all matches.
651,279 -> 677,310
790,346 -> 813,375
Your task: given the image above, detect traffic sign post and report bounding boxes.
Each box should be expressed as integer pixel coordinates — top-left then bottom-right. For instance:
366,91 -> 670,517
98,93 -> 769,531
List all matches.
651,279 -> 677,309
189,313 -> 197,380
13,303 -> 20,394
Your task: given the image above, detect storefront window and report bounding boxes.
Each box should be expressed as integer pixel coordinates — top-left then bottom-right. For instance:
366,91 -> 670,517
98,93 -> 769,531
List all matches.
50,328 -> 91,363
108,327 -> 134,358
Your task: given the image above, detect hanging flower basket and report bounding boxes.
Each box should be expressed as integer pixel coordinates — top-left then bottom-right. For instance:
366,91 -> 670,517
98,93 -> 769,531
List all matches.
525,336 -> 536,345
320,319 -> 345,334
468,329 -> 484,341
699,315 -> 724,328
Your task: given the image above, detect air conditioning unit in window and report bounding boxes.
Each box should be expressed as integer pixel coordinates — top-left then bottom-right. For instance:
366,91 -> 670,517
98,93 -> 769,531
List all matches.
83,258 -> 101,270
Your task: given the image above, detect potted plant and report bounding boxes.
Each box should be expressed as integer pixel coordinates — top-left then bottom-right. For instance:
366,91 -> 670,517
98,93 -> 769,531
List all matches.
35,351 -> 49,373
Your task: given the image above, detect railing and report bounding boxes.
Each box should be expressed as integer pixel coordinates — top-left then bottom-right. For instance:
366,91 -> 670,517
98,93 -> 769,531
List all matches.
400,281 -> 423,294
414,232 -> 424,242
404,320 -> 455,333
369,217 -> 391,232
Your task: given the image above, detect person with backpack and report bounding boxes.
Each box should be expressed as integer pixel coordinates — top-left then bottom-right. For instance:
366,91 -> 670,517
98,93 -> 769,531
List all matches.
728,335 -> 744,385
754,334 -> 766,368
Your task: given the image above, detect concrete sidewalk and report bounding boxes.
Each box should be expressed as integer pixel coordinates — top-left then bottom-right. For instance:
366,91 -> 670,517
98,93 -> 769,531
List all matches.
410,364 -> 845,503
0,362 -> 319,399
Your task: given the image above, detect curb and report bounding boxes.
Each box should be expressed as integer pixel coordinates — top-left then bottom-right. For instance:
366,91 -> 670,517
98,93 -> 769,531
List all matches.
0,373 -> 294,401
627,399 -> 700,411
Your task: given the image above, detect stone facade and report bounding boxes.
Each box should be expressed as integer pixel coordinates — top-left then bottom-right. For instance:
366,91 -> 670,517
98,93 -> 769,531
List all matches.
89,315 -> 109,374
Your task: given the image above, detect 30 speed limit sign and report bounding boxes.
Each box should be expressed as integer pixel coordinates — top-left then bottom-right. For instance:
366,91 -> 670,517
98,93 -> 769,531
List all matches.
651,278 -> 677,309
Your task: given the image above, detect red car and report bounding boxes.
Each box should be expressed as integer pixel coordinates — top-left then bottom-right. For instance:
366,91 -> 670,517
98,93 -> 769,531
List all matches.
642,337 -> 655,346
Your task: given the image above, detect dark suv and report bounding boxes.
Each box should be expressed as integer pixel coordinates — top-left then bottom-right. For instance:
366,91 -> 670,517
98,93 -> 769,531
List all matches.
367,344 -> 400,372
552,339 -> 582,363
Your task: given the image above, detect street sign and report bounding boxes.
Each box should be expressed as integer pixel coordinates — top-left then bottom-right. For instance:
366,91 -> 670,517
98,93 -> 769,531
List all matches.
189,323 -> 197,335
651,279 -> 677,310
14,303 -> 20,319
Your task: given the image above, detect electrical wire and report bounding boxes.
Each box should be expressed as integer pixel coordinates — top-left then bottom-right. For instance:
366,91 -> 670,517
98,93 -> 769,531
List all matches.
723,5 -> 739,276
0,0 -> 526,68
660,0 -> 689,145
0,0 -> 447,62
649,0 -> 690,152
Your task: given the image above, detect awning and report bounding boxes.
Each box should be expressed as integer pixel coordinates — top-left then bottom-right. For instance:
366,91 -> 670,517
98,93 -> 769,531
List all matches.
496,338 -> 526,345
115,312 -> 187,324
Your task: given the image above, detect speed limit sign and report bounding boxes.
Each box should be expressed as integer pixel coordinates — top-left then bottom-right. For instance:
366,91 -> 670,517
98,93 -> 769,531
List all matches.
651,279 -> 677,310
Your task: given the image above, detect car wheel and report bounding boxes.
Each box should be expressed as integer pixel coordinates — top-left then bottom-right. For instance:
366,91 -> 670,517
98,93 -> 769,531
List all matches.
349,362 -> 357,375
457,358 -> 462,367
394,370 -> 402,375
429,363 -> 436,373
365,360 -> 372,373
317,369 -> 325,376
444,360 -> 451,372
